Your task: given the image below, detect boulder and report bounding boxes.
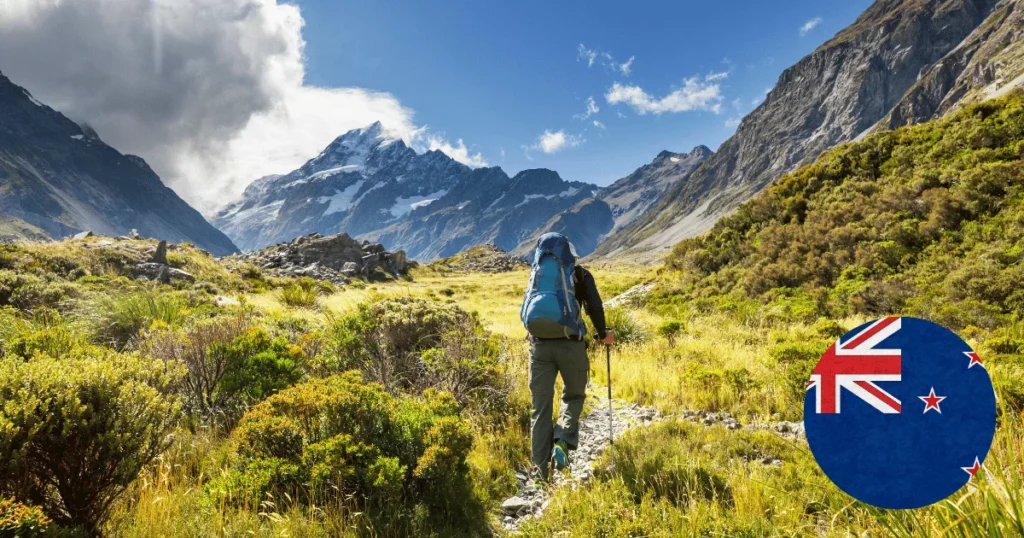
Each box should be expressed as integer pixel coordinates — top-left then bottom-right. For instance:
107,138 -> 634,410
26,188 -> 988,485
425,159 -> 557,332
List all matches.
72,231 -> 93,240
151,240 -> 169,265
134,262 -> 195,284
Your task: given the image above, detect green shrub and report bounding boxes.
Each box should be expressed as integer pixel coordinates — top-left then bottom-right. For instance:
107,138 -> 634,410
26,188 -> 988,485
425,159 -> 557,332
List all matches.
0,497 -> 55,537
0,308 -> 87,361
768,341 -> 826,364
145,320 -> 303,421
209,372 -> 481,535
0,270 -> 78,312
84,290 -> 191,350
279,283 -> 319,307
658,320 -> 683,346
317,298 -> 511,413
602,307 -> 648,343
812,318 -> 847,338
0,352 -> 183,532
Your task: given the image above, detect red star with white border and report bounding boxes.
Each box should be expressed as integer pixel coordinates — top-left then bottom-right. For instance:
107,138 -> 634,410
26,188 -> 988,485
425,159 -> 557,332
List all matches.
965,351 -> 983,368
962,456 -> 981,478
918,387 -> 946,414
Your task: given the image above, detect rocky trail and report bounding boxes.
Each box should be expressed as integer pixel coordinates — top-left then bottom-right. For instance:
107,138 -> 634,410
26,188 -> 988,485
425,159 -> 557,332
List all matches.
499,396 -> 805,532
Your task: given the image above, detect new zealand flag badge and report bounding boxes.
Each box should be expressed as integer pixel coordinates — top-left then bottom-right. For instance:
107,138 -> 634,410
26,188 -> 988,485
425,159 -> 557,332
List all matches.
804,317 -> 997,509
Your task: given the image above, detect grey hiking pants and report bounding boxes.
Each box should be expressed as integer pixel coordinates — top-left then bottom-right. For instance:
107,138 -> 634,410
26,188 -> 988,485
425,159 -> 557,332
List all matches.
529,338 -> 589,470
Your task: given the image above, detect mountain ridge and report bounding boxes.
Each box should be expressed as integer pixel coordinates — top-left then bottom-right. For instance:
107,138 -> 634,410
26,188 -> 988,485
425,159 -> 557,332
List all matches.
593,0 -> 1011,260
0,71 -> 239,255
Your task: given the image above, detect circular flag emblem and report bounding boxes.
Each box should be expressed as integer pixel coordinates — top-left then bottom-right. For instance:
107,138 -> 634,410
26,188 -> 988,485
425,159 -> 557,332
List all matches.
804,317 -> 996,509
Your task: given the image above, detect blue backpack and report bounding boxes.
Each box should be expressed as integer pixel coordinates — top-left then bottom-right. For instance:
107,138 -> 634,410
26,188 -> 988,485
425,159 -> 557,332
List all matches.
520,233 -> 586,339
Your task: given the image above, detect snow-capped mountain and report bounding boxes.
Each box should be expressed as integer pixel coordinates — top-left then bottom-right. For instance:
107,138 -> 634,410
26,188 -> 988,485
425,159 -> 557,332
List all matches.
363,167 -> 598,261
0,70 -> 238,255
214,122 -> 472,251
511,145 -> 712,258
216,123 -> 598,260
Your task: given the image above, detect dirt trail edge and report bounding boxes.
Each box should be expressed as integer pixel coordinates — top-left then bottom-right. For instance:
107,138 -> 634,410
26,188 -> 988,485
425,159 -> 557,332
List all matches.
499,396 -> 660,532
499,396 -> 806,532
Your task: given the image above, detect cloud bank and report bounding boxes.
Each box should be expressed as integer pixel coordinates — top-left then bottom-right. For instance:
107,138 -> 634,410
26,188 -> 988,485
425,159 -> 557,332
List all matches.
605,77 -> 723,115
0,0 -> 481,214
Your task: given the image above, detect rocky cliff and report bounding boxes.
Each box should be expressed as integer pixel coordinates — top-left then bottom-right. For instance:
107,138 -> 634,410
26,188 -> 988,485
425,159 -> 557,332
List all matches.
0,71 -> 239,255
594,0 -> 1008,260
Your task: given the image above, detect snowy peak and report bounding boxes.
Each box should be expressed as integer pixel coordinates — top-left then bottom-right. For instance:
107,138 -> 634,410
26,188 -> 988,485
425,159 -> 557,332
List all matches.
215,123 -> 472,251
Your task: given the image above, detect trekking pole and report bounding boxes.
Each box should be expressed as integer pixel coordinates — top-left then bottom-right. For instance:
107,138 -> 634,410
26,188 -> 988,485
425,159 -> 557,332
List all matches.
605,342 -> 613,447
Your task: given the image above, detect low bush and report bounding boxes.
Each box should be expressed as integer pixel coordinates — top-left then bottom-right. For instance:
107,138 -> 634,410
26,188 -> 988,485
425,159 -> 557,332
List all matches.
658,319 -> 683,346
0,270 -> 79,312
279,283 -> 318,307
317,297 -> 511,413
0,352 -> 183,532
209,371 -> 482,535
145,320 -> 304,421
83,289 -> 192,350
0,497 -> 57,537
0,308 -> 89,360
602,307 -> 648,343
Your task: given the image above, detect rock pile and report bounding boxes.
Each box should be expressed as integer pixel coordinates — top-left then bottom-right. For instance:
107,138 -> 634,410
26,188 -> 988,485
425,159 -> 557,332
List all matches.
430,244 -> 528,273
133,240 -> 196,284
605,281 -> 655,308
223,232 -> 413,284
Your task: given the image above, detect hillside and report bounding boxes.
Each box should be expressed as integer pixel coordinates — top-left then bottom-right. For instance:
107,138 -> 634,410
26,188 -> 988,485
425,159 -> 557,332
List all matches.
0,71 -> 239,256
595,0 -> 1017,260
655,92 -> 1024,330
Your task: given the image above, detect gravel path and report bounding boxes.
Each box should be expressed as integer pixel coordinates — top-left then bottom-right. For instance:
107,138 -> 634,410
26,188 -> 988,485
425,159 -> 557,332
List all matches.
499,397 -> 806,533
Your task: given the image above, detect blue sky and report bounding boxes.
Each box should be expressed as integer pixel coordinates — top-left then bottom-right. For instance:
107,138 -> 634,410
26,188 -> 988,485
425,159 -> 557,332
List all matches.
293,0 -> 874,187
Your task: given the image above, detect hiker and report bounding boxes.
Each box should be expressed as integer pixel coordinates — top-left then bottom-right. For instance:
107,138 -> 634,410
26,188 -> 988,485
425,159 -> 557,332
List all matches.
520,232 -> 613,479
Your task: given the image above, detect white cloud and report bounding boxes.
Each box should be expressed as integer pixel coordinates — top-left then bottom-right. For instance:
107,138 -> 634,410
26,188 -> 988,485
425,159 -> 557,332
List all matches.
0,0 -> 481,214
593,120 -> 606,130
578,43 -> 634,76
605,77 -> 723,115
424,135 -> 488,167
575,96 -> 600,120
725,117 -> 742,128
800,17 -> 822,36
577,43 -> 599,67
705,71 -> 729,82
616,111 -> 627,119
751,96 -> 764,106
526,129 -> 584,155
619,56 -> 635,76
731,98 -> 743,111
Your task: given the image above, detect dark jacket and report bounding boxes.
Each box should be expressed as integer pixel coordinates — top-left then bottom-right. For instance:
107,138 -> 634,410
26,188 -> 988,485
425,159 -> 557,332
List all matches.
532,265 -> 608,341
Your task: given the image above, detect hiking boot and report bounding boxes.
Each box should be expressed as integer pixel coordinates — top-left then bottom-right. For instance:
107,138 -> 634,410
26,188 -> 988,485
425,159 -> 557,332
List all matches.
551,439 -> 570,471
528,466 -> 548,490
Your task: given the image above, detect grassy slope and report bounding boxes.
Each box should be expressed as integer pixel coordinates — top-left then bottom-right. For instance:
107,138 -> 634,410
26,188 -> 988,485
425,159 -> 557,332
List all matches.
3,96 -> 1024,537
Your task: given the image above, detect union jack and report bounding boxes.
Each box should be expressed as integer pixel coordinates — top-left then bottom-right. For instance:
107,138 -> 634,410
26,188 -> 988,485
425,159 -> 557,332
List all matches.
808,316 -> 902,414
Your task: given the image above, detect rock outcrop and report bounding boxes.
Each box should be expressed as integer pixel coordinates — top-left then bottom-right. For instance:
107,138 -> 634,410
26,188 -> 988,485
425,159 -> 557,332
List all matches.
223,232 -> 413,283
428,244 -> 528,273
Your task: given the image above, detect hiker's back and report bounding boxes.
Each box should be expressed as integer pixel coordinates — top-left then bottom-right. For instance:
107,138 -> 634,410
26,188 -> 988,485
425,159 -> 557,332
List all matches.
520,233 -> 586,339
